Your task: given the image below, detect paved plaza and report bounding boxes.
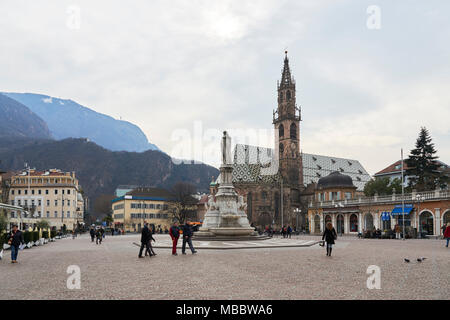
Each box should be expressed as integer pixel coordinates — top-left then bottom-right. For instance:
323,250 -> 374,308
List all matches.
0,234 -> 448,300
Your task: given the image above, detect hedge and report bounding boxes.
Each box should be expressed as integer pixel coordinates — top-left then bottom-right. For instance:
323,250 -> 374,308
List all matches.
0,232 -> 8,244
23,231 -> 32,243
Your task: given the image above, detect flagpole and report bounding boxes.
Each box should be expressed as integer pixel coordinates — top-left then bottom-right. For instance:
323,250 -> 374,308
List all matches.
401,148 -> 405,240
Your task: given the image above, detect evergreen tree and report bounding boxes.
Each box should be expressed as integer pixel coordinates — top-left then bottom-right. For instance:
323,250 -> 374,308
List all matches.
406,127 -> 439,191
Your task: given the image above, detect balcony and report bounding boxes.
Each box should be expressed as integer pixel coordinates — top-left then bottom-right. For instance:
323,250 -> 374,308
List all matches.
309,189 -> 450,209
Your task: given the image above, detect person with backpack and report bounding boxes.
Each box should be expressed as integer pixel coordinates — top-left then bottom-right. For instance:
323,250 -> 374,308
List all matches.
322,222 -> 337,257
182,220 -> 197,255
8,224 -> 24,263
169,221 -> 181,256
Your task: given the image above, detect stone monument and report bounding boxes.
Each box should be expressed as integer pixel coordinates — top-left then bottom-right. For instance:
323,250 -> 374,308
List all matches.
195,131 -> 264,240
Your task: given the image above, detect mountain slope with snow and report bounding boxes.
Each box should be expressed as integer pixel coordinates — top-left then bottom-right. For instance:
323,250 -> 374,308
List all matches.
2,92 -> 159,152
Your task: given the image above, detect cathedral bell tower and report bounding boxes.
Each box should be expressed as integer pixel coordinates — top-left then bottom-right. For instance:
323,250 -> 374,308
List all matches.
273,51 -> 303,188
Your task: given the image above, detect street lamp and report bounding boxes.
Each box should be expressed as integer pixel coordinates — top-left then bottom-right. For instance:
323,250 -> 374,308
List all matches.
415,194 -> 424,239
294,208 -> 301,234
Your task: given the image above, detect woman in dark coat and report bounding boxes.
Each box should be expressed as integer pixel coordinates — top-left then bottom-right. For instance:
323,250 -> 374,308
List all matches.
322,222 -> 337,256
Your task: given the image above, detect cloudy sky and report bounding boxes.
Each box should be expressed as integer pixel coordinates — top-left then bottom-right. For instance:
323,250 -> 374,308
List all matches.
1,0 -> 449,174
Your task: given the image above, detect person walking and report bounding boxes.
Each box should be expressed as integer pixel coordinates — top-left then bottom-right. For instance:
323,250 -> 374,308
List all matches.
145,228 -> 156,256
394,224 -> 401,239
182,220 -> 197,255
169,221 -> 181,256
95,228 -> 103,245
138,223 -> 153,258
90,227 -> 95,242
444,223 -> 450,248
322,222 -> 337,257
287,225 -> 292,239
8,224 -> 24,263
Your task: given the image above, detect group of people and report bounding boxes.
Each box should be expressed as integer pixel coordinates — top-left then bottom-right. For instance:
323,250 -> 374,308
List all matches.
138,220 -> 198,258
281,225 -> 293,238
89,227 -> 105,245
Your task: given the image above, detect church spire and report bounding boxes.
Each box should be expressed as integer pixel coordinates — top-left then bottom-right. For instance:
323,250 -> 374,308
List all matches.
280,51 -> 294,88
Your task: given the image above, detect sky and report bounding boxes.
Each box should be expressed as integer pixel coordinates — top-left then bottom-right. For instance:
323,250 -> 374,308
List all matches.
1,0 -> 449,174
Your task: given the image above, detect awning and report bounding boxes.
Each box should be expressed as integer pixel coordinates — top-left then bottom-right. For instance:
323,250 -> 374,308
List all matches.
391,204 -> 414,216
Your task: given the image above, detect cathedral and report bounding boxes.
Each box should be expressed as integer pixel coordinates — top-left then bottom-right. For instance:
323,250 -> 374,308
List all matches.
214,52 -> 371,231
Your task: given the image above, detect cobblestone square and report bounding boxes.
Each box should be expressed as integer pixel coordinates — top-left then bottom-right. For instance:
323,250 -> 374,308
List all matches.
0,234 -> 448,300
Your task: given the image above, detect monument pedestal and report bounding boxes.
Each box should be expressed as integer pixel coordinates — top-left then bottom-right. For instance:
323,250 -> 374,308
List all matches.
195,132 -> 268,241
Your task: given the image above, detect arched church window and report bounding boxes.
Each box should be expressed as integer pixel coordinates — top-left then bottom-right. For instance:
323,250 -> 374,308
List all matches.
279,92 -> 283,101
290,123 -> 296,139
279,143 -> 284,154
279,124 -> 284,138
286,90 -> 291,100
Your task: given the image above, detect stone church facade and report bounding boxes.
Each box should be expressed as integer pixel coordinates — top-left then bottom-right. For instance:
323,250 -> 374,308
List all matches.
215,52 -> 371,231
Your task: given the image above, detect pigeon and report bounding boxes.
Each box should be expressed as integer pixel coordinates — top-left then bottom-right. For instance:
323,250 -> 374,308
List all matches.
417,257 -> 427,262
404,258 -> 410,263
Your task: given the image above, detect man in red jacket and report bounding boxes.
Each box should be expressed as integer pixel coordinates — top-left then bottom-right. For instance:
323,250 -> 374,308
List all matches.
169,221 -> 180,256
444,223 -> 450,248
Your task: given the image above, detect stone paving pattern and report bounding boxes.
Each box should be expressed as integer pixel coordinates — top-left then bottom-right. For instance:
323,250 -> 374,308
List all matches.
0,234 -> 448,300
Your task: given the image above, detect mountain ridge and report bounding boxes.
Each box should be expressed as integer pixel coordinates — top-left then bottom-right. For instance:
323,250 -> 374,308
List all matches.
2,92 -> 159,153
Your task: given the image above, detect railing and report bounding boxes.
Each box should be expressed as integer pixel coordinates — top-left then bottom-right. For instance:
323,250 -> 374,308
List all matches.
309,189 -> 450,208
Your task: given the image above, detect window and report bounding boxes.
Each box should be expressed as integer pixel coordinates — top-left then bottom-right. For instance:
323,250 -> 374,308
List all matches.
286,90 -> 291,100
67,190 -> 71,195
279,143 -> 284,154
150,204 -> 155,209
345,192 -> 352,200
278,124 -> 284,138
290,123 -> 296,139
38,190 -> 41,195
32,190 -> 35,195
46,190 -> 49,195
38,200 -> 42,206
25,190 -> 28,195
156,204 -> 161,209
46,211 -> 50,218
55,190 -> 58,195
11,190 -> 14,195
62,189 -> 65,195
54,211 -> 58,218
55,200 -> 58,206
163,204 -> 168,210
18,190 -> 21,195
67,211 -> 70,218
47,200 -> 50,206
261,191 -> 267,200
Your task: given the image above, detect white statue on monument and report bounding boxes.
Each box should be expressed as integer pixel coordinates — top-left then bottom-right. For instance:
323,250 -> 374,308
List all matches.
195,130 -> 257,239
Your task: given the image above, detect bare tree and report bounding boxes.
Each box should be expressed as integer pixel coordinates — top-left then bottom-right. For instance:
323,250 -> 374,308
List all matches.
167,182 -> 198,224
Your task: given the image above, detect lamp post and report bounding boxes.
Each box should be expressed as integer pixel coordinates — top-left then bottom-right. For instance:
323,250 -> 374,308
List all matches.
294,208 -> 301,235
415,194 -> 424,239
